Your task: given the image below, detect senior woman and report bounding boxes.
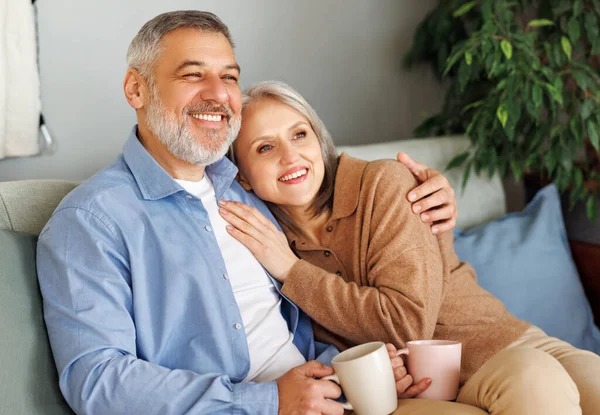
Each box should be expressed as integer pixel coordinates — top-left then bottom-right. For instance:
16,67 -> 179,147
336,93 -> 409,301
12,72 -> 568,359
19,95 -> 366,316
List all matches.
220,81 -> 600,415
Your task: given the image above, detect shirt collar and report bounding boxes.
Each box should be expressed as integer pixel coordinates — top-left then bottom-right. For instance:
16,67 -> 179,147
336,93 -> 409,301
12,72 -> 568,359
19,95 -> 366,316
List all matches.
123,125 -> 239,201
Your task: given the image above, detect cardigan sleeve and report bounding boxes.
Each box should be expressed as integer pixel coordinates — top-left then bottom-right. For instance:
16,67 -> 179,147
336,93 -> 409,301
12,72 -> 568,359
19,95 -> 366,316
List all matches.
281,160 -> 445,347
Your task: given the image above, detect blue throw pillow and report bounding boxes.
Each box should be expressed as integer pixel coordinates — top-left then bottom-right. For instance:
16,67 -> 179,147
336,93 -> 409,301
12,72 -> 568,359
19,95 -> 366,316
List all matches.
454,184 -> 600,354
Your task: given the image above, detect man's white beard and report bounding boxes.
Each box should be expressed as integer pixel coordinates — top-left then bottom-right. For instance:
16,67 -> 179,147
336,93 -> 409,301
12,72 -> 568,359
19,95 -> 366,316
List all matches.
146,86 -> 241,166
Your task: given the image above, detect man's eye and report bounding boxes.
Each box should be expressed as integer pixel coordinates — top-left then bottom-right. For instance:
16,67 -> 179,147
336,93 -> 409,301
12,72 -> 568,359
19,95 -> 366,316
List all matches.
293,131 -> 306,139
184,73 -> 201,78
258,144 -> 272,153
223,75 -> 238,82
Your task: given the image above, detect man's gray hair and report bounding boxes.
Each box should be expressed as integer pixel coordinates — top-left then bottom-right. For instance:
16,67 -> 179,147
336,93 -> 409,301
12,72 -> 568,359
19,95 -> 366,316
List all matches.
127,10 -> 234,82
232,81 -> 339,236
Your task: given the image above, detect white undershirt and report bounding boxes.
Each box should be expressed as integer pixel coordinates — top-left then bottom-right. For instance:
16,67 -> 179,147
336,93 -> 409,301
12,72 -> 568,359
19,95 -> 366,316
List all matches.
176,176 -> 306,383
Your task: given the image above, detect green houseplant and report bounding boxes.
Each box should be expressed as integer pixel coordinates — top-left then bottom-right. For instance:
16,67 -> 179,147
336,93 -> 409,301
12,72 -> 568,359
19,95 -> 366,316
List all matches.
404,0 -> 600,220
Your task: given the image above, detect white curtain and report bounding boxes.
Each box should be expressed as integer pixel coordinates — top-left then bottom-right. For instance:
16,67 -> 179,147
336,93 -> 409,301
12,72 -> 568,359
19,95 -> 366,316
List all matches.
0,0 -> 41,159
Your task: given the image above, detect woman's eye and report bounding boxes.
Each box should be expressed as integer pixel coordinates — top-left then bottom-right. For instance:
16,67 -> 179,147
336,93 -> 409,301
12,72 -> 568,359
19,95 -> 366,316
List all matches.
293,131 -> 306,140
258,144 -> 272,153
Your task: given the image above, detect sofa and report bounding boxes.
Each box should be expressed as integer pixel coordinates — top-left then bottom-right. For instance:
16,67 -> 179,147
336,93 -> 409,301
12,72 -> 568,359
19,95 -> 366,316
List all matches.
2,136 -> 599,414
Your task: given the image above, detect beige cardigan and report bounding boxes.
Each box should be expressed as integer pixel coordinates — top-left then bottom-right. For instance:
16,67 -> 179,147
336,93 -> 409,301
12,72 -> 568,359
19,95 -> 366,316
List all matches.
280,154 -> 530,385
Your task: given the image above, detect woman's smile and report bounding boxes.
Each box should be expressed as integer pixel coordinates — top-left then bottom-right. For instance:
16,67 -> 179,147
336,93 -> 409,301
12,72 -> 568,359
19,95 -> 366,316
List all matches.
278,167 -> 309,183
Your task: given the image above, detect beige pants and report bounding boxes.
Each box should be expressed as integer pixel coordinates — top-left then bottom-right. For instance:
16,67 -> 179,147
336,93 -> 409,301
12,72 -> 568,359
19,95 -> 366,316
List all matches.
393,326 -> 600,415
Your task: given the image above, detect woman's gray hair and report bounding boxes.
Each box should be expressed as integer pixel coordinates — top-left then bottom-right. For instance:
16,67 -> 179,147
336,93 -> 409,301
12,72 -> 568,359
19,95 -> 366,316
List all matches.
232,81 -> 339,236
127,10 -> 234,83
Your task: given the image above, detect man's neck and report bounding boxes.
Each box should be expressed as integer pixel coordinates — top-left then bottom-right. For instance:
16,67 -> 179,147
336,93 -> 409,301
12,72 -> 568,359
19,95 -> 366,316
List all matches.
136,123 -> 206,182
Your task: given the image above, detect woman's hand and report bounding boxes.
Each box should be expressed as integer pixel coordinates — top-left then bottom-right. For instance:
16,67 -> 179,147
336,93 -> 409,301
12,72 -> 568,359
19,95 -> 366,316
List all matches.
386,343 -> 431,399
218,200 -> 299,282
396,152 -> 458,234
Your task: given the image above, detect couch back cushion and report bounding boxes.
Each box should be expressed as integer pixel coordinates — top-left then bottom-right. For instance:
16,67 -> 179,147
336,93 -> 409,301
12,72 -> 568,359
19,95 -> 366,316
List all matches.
0,180 -> 78,235
0,229 -> 74,414
337,136 -> 506,230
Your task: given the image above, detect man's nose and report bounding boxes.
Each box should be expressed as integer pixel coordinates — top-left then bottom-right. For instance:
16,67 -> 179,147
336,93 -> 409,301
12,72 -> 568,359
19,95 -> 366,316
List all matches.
199,74 -> 229,104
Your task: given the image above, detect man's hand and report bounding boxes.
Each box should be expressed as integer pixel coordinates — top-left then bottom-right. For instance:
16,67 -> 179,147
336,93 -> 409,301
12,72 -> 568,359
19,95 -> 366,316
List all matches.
386,343 -> 431,399
397,152 -> 458,234
277,361 -> 344,415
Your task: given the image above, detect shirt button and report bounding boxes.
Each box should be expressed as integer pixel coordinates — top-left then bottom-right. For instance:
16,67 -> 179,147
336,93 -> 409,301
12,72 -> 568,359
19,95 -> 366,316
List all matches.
186,195 -> 193,199
324,251 -> 331,257
326,226 -> 333,232
336,271 -> 342,276
223,273 -> 229,280
205,225 -> 212,232
234,323 -> 242,330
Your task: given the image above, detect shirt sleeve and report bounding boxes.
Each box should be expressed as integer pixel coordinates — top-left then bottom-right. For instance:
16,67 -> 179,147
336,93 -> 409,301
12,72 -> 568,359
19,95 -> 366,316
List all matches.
37,207 -> 278,415
280,161 -> 445,347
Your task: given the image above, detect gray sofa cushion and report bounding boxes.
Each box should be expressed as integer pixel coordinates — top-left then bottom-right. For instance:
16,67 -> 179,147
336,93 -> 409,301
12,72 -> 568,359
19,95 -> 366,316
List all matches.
0,180 -> 78,235
0,229 -> 73,414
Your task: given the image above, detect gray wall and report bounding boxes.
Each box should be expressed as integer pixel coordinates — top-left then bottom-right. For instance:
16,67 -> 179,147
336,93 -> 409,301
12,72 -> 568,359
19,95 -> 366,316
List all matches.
0,0 -> 444,181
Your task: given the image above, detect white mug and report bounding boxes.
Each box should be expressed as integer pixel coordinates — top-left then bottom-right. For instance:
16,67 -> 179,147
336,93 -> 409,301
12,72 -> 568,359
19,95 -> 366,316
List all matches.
323,341 -> 398,415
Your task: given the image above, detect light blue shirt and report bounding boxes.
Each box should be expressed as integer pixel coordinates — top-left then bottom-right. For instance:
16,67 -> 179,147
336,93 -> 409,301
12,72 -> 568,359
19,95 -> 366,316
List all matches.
37,127 -> 337,415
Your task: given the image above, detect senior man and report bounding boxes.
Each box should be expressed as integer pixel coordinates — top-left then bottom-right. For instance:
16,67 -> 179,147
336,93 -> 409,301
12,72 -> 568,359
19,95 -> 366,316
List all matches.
37,10 -> 472,415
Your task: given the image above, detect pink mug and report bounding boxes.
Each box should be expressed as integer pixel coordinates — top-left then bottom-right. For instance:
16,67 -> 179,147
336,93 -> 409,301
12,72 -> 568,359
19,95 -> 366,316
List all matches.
396,340 -> 462,401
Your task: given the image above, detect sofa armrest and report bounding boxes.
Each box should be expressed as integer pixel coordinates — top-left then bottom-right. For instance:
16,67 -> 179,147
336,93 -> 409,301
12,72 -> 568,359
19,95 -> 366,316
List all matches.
0,180 -> 79,235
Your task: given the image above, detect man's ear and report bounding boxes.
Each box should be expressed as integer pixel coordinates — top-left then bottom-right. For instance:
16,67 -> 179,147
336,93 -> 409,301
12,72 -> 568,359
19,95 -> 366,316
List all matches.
237,174 -> 252,191
123,69 -> 149,110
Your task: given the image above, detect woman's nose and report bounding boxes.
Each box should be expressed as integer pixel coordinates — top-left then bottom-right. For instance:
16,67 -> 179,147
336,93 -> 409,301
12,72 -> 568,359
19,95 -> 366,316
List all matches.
280,142 -> 300,164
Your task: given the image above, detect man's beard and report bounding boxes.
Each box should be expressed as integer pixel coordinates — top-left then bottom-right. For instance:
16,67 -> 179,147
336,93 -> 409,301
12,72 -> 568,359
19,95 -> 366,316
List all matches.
145,85 -> 241,166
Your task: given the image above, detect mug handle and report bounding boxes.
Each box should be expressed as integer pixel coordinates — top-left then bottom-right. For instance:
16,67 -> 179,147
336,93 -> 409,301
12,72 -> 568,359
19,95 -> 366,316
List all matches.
396,348 -> 409,357
322,374 -> 354,410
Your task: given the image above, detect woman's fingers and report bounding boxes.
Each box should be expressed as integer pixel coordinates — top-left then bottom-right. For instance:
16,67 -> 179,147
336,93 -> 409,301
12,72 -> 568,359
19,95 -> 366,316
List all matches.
431,217 -> 457,234
408,172 -> 450,202
395,373 -> 414,396
223,200 -> 273,226
219,205 -> 263,239
397,377 -> 432,399
420,203 -> 456,223
412,187 -> 453,214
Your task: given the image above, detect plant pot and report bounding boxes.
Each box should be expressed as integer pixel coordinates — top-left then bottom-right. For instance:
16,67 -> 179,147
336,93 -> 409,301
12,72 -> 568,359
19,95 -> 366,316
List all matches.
561,198 -> 600,245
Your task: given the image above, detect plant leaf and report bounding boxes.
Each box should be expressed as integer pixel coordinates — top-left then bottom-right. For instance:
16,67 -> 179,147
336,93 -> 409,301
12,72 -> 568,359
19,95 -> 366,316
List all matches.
510,160 -> 523,181
465,51 -> 473,65
568,17 -> 581,44
572,70 -> 593,91
447,151 -> 470,170
545,83 -> 563,106
527,19 -> 555,28
587,120 -> 600,151
532,84 -> 543,110
461,100 -> 483,114
581,100 -> 595,120
561,36 -> 572,61
497,104 -> 508,128
501,40 -> 513,60
574,0 -> 584,17
586,195 -> 597,222
585,13 -> 600,42
461,161 -> 473,191
453,1 -> 477,18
